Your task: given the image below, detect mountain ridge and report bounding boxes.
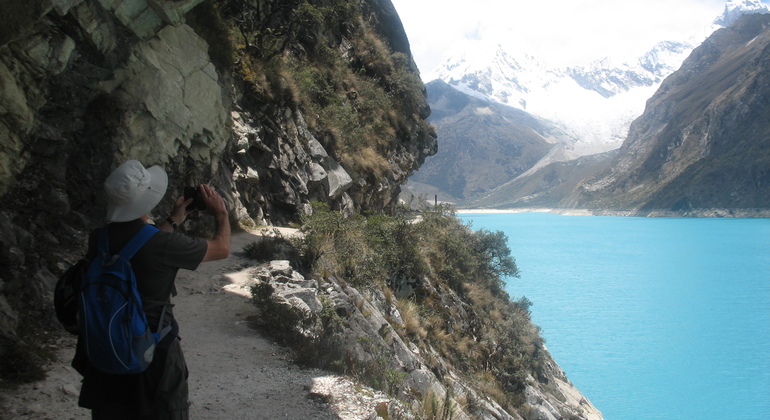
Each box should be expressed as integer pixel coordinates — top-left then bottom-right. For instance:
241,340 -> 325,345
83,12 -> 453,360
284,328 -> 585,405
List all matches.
428,1 -> 769,154
564,12 -> 770,215
413,79 -> 578,200
412,0 -> 770,212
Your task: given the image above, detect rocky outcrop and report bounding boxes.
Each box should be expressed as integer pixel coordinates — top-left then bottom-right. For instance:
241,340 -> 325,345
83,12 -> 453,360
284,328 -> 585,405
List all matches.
249,259 -> 603,420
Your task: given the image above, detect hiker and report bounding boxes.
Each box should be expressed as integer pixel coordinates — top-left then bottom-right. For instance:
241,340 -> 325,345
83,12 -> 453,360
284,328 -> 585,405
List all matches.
71,160 -> 231,419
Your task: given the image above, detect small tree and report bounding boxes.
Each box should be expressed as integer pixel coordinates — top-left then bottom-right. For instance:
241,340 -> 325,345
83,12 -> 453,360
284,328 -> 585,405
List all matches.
473,229 -> 519,295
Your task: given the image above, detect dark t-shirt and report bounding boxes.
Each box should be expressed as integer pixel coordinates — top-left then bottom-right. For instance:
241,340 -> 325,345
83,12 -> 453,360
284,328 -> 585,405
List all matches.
85,219 -> 207,328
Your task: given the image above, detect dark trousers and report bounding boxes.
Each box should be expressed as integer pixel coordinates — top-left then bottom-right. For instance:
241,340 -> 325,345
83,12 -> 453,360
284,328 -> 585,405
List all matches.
83,338 -> 190,420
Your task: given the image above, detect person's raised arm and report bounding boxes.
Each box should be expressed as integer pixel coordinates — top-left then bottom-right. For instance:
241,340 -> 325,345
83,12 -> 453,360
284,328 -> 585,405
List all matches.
199,184 -> 230,262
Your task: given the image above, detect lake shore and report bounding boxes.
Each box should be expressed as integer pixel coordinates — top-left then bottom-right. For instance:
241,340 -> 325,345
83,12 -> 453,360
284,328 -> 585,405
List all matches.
455,208 -> 597,216
454,207 -> 770,218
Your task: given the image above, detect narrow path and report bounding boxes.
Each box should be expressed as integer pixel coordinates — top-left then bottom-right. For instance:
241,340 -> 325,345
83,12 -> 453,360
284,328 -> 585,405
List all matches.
1,228 -> 387,420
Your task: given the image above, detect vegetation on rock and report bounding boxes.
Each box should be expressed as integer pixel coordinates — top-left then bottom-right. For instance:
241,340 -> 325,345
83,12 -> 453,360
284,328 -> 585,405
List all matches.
0,1 -> 598,417
219,0 -> 434,189
249,204 -> 551,416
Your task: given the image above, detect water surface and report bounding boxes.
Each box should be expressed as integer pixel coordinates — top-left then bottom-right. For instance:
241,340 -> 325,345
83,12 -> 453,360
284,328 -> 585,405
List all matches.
459,212 -> 770,420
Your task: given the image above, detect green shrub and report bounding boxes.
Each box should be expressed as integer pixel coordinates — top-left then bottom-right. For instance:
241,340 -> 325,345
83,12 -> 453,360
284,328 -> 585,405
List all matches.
352,336 -> 405,395
421,389 -> 456,420
243,233 -> 300,264
365,214 -> 428,292
0,338 -> 46,385
416,205 -> 518,297
291,201 -> 351,273
291,202 -> 428,288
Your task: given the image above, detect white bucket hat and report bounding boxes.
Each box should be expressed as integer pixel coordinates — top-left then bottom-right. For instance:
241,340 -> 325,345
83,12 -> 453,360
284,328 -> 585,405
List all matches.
104,160 -> 168,222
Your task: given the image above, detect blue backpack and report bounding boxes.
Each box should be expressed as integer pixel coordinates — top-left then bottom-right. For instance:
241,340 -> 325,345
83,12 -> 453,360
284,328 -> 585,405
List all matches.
78,224 -> 171,375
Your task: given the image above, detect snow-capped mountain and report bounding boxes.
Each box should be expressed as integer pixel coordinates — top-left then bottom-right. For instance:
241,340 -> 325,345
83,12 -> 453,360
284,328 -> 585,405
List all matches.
427,0 -> 770,157
715,0 -> 769,26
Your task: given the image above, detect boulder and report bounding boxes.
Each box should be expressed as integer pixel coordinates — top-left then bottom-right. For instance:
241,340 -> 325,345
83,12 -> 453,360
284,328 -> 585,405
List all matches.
257,261 -> 322,315
304,138 -> 354,199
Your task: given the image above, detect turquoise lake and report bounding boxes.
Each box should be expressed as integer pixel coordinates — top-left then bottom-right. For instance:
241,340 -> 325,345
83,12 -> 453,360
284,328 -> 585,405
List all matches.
458,212 -> 770,420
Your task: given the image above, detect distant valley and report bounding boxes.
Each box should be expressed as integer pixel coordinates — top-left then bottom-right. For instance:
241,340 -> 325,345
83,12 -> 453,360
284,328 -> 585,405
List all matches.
408,1 -> 770,216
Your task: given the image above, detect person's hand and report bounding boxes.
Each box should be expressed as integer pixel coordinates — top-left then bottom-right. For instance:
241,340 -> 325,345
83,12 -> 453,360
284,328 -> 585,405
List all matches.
170,195 -> 193,224
200,184 -> 227,217
159,194 -> 193,232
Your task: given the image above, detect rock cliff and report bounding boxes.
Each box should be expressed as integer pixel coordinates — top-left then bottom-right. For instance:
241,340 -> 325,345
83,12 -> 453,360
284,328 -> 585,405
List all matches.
0,0 -> 433,334
0,0 -> 433,383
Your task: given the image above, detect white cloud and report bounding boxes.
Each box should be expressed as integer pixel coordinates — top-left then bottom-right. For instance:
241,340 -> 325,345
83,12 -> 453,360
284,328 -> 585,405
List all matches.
392,0 -> 730,75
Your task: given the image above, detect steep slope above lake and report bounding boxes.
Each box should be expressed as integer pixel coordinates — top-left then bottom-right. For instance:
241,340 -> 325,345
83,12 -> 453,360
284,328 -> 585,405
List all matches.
564,13 -> 770,216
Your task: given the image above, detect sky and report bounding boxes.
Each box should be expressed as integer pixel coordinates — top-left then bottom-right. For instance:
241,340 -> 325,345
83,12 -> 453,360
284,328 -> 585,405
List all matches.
390,0 -> 743,77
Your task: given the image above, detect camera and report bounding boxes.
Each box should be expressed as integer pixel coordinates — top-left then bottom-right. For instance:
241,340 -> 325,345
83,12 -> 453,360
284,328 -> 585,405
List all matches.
184,186 -> 206,212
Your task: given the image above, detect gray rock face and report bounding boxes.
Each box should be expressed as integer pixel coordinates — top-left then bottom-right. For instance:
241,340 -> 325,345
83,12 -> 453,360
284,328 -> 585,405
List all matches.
305,138 -> 353,200
104,23 -> 228,165
256,260 -> 322,314
250,259 -> 603,420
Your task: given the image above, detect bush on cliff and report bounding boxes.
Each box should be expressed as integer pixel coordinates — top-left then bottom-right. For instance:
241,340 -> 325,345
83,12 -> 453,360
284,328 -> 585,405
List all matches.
249,203 -> 547,414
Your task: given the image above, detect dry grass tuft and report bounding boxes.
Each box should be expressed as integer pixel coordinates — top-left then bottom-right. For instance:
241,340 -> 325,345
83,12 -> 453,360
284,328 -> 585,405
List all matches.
396,299 -> 425,338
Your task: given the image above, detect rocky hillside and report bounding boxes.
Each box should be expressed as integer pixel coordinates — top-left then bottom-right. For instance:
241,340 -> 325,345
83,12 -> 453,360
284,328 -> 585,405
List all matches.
0,1 -> 602,419
246,207 -> 602,419
564,13 -> 770,216
463,151 -> 618,210
0,0 -> 435,383
410,80 -> 577,201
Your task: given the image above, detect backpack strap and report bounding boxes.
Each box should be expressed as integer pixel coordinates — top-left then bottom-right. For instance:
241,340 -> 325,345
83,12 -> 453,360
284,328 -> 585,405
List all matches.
156,304 -> 173,338
118,224 -> 160,260
120,224 -> 173,338
103,224 -> 171,338
96,224 -> 159,262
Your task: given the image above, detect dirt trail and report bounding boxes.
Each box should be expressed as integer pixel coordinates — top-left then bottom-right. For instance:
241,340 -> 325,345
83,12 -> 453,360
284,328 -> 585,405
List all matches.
1,228 -> 388,420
